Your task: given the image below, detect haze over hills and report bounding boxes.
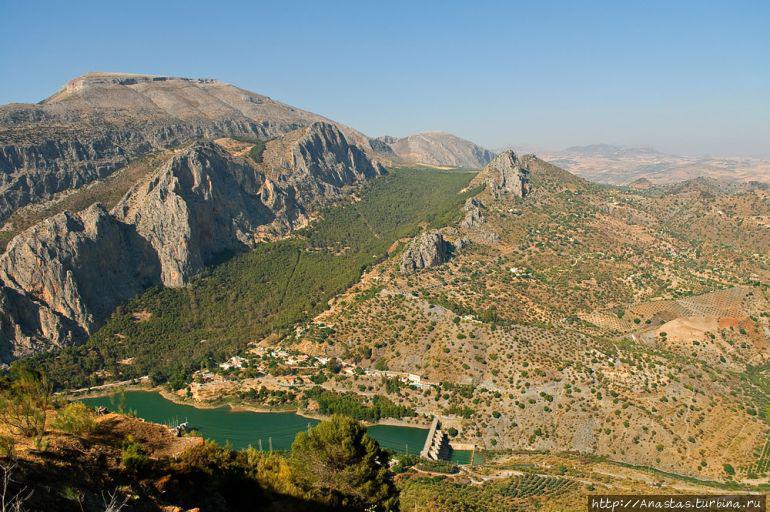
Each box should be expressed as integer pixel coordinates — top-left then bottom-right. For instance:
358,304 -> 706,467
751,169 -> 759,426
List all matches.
529,143 -> 770,185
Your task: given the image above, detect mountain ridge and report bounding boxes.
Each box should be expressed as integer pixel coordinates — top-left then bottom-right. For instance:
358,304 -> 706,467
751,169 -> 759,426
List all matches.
0,72 -> 375,223
374,131 -> 495,168
534,143 -> 770,185
0,122 -> 383,362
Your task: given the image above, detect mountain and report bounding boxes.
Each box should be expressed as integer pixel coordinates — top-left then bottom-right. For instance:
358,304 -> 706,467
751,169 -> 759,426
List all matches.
374,132 -> 494,168
0,122 -> 383,362
0,72 -> 373,223
15,138 -> 770,484
538,143 -> 770,185
301,151 -> 769,479
2,71 -> 769,495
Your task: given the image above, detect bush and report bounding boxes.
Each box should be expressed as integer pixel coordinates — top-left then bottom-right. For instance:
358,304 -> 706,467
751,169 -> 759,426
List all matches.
416,459 -> 459,474
305,387 -> 415,421
392,454 -> 420,474
53,402 -> 96,436
121,436 -> 150,472
0,434 -> 16,458
0,370 -> 52,444
289,415 -> 397,510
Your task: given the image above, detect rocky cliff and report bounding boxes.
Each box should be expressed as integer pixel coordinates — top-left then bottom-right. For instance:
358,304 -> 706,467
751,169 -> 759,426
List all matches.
0,122 -> 383,362
0,73 -> 373,223
374,132 -> 494,168
459,197 -> 486,228
470,150 -> 531,199
0,204 -> 161,360
400,231 -> 452,273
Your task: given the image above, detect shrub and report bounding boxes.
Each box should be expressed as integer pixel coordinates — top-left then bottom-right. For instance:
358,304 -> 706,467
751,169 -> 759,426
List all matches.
415,459 -> 459,474
53,402 -> 96,436
0,370 -> 52,445
0,434 -> 16,458
121,436 -> 150,472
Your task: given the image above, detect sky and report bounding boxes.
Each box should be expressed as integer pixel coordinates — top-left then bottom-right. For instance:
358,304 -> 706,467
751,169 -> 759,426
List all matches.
1,0 -> 768,156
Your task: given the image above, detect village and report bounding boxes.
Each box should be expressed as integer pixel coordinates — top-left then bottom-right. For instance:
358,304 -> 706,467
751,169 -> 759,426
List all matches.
185,342 -> 433,409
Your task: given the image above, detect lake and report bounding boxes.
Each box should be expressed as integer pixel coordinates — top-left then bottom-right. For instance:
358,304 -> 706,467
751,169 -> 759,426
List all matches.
81,391 -> 478,463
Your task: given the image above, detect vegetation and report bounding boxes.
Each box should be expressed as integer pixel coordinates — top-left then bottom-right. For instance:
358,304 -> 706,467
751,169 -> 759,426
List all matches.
51,402 -> 96,436
248,139 -> 268,163
0,395 -> 399,512
26,168 -> 475,389
415,459 -> 459,474
0,370 -> 52,447
305,387 -> 416,421
120,435 -> 150,473
289,415 -> 397,510
399,473 -> 576,511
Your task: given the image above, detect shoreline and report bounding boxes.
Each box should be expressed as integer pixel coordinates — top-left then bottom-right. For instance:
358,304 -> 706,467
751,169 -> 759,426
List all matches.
73,384 -> 434,430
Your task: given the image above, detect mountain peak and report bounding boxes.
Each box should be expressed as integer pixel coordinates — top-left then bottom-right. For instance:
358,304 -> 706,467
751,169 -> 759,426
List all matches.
44,72 -> 222,104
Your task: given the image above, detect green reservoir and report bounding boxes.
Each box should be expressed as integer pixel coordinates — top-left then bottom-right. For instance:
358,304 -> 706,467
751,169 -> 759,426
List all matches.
82,391 -> 451,457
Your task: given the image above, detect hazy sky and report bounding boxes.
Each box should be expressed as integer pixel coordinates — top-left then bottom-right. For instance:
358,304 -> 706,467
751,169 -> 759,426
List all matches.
1,0 -> 768,156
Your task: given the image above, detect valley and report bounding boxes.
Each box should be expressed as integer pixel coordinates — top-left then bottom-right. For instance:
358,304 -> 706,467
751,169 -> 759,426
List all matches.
0,71 -> 768,512
22,149 -> 769,485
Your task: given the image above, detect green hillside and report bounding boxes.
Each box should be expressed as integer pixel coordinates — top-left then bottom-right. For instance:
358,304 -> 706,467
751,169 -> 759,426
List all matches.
27,168 -> 478,389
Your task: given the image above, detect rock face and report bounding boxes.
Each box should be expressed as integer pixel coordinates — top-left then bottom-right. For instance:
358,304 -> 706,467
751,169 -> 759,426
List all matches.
0,204 -> 161,360
0,73 -> 373,223
0,122 -> 383,362
471,150 -> 531,199
460,197 -> 485,228
113,142 -> 270,287
374,132 -> 494,168
400,231 -> 452,273
114,123 -> 383,287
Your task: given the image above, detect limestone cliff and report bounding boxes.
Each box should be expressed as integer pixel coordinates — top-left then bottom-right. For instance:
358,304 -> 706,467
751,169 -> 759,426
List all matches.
460,197 -> 486,228
0,122 -> 383,362
470,150 -> 531,199
113,142 -> 271,287
0,204 -> 161,360
374,132 -> 494,168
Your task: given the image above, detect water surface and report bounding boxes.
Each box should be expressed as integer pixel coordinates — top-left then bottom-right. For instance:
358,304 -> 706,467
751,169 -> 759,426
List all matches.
82,391 -> 476,462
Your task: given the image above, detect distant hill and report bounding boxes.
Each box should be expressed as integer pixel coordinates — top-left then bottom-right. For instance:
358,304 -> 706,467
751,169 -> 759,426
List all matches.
374,131 -> 494,168
535,143 -> 770,185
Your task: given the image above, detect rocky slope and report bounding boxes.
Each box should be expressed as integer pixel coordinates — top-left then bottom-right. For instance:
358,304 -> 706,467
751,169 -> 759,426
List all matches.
0,122 -> 383,362
469,150 -> 531,199
374,132 -> 494,168
307,154 -> 770,480
0,72 -> 373,223
400,231 -> 452,273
